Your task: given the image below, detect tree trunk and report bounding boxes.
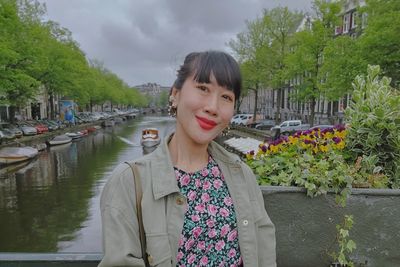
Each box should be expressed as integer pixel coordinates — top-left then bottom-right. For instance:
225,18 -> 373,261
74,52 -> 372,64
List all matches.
49,92 -> 55,120
310,96 -> 316,127
9,106 -> 16,124
252,85 -> 259,123
275,89 -> 282,124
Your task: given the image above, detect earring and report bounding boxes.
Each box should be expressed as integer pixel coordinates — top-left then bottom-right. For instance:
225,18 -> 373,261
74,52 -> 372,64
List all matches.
168,96 -> 177,117
221,126 -> 231,136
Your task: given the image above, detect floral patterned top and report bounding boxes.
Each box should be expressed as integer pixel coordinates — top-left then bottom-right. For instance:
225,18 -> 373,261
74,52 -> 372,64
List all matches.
174,156 -> 243,267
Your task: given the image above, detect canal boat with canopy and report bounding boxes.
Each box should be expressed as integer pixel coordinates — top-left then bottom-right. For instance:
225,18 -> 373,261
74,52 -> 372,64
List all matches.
140,128 -> 161,148
0,146 -> 38,165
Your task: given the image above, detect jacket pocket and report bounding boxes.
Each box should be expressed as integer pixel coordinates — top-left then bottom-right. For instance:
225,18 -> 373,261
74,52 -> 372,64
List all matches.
146,233 -> 172,266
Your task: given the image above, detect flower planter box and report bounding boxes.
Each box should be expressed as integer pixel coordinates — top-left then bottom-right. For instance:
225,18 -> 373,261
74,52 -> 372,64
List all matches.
261,186 -> 400,267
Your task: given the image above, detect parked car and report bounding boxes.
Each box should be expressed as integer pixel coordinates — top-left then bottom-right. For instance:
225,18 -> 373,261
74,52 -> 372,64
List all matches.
40,120 -> 59,131
254,119 -> 276,130
271,120 -> 310,135
0,128 -> 16,143
0,122 -> 23,138
16,122 -> 37,136
230,114 -> 253,125
309,124 -> 334,131
26,120 -> 49,134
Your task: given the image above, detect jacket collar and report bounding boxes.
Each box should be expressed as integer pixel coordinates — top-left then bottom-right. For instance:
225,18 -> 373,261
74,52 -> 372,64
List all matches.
145,133 -> 242,200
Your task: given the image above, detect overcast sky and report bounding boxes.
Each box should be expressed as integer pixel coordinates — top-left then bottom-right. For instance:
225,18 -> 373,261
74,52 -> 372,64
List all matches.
39,0 -> 312,87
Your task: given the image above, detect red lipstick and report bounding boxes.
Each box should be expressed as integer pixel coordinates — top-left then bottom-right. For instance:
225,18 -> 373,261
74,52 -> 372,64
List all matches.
196,116 -> 217,130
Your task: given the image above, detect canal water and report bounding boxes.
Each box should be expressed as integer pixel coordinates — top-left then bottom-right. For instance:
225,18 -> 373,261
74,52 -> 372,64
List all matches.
0,116 -> 176,252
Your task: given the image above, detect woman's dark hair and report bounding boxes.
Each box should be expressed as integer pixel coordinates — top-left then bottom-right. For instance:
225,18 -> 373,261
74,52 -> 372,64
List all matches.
173,51 -> 242,100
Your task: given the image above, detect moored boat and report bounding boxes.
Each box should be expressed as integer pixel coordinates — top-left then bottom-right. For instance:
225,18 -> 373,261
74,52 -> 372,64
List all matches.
65,132 -> 83,140
47,135 -> 72,146
140,128 -> 161,148
0,146 -> 39,165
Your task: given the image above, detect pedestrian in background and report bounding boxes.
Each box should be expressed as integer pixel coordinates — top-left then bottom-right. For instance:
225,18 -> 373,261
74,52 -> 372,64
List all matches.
99,50 -> 276,267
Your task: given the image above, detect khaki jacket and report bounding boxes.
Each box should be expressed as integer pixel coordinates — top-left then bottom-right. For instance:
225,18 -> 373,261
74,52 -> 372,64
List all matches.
99,135 -> 276,267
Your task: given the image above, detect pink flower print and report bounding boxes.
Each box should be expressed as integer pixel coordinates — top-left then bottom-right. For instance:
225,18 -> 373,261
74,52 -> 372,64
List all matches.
215,240 -> 225,251
197,241 -> 205,250
213,179 -> 222,189
203,180 -> 211,190
195,203 -> 205,213
208,228 -> 217,238
224,196 -> 233,206
185,238 -> 195,251
188,190 -> 197,201
206,218 -> 215,228
200,256 -> 208,266
227,229 -> 238,241
205,243 -> 213,253
178,235 -> 186,246
192,226 -> 202,239
219,207 -> 230,217
200,168 -> 209,177
221,224 -> 230,237
201,192 -> 210,202
220,173 -> 225,181
238,256 -> 243,265
195,179 -> 201,188
180,174 -> 190,186
228,248 -> 236,258
174,170 -> 180,179
211,166 -> 220,177
207,204 -> 218,216
219,261 -> 226,267
191,214 -> 200,222
176,251 -> 184,261
188,253 -> 196,264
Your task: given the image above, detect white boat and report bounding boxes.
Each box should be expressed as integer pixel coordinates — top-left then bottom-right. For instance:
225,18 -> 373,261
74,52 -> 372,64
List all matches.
140,128 -> 161,148
0,146 -> 39,165
65,132 -> 85,140
47,135 -> 72,146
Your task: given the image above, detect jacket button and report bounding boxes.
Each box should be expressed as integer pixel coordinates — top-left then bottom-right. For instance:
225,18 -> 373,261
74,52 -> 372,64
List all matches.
147,255 -> 153,265
243,219 -> 249,226
176,196 -> 185,205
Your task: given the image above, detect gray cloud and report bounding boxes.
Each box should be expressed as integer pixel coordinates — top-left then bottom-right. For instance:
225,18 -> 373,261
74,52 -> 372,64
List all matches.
39,0 -> 312,87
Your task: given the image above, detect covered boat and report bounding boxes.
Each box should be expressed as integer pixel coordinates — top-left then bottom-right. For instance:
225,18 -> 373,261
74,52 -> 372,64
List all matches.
47,135 -> 72,146
140,128 -> 161,148
0,146 -> 38,165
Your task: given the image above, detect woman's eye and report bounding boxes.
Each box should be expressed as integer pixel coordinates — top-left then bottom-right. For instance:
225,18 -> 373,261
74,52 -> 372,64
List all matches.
197,85 -> 208,92
222,95 -> 234,102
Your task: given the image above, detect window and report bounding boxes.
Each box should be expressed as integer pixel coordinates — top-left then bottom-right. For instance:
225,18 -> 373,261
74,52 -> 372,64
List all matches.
351,12 -> 358,29
361,13 -> 368,29
335,26 -> 342,35
343,13 -> 350,33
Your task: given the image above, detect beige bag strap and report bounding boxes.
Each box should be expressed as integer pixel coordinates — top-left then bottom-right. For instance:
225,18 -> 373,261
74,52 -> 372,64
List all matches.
125,162 -> 150,267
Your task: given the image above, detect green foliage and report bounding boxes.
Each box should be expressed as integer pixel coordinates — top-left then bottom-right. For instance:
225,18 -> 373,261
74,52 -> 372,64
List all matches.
345,65 -> 400,187
0,0 -> 146,116
359,0 -> 400,86
330,215 -> 356,267
250,149 -> 353,206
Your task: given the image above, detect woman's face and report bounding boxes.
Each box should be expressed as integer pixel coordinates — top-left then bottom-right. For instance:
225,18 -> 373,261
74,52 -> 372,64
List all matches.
171,74 -> 235,146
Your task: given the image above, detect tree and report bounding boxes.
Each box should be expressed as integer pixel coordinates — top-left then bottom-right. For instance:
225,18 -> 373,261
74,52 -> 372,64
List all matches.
358,0 -> 400,87
0,0 -> 45,122
285,0 -> 341,126
230,7 -> 302,122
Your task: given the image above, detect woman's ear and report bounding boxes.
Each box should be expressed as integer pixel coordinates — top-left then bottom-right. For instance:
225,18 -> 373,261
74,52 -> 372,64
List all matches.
170,87 -> 180,102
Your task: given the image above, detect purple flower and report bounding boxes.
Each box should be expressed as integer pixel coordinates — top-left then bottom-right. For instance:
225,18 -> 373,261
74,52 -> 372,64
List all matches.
332,137 -> 342,144
261,145 -> 267,152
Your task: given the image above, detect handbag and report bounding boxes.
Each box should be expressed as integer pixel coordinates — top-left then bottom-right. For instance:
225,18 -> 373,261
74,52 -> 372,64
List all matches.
126,162 -> 151,267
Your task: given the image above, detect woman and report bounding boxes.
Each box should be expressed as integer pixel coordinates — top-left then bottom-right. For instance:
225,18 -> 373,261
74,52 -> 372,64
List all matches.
99,51 -> 276,267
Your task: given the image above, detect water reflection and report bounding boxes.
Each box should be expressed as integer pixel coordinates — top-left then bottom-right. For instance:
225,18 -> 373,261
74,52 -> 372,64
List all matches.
0,116 -> 175,252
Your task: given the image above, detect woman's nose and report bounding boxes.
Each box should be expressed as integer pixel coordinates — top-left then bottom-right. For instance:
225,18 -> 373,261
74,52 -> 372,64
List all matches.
204,95 -> 218,116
